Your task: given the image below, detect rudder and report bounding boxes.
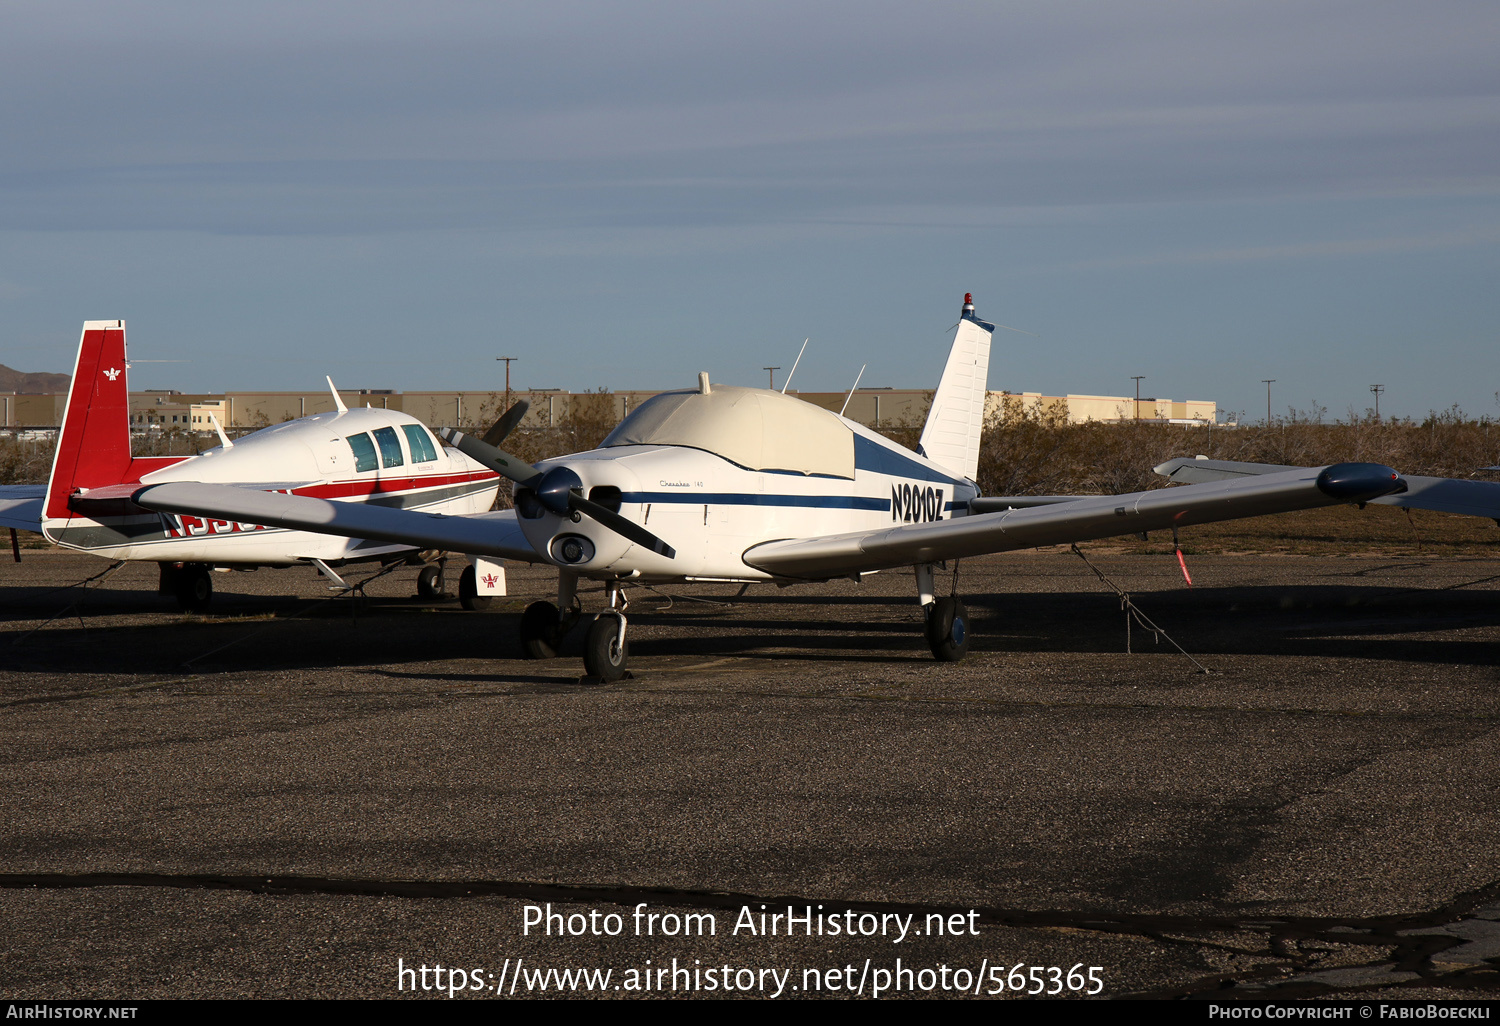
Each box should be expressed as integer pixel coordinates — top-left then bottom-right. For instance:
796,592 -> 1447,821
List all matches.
917,294 -> 994,482
43,320 -> 133,524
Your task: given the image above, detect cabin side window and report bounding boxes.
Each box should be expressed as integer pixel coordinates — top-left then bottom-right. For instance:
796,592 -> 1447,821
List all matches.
345,432 -> 378,472
402,424 -> 438,464
373,426 -> 405,468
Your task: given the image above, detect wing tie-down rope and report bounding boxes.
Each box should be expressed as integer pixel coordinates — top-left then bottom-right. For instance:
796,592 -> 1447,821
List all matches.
1069,544 -> 1212,675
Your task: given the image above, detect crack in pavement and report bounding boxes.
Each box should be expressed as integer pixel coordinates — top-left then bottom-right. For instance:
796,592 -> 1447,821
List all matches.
4,872 -> 1500,997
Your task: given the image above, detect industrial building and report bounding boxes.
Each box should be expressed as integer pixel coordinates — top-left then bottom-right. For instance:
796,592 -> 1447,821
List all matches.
1,385 -> 1216,434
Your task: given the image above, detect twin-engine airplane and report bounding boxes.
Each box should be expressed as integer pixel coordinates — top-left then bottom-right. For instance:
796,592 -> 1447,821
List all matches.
0,321 -> 500,608
128,295 -> 1465,681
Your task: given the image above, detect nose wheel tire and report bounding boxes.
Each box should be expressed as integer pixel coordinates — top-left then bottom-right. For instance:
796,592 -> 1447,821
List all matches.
416,564 -> 443,599
924,596 -> 970,662
458,565 -> 493,611
520,600 -> 566,659
583,614 -> 629,681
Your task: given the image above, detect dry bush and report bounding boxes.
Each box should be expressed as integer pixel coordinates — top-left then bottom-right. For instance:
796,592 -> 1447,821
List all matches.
0,436 -> 56,485
962,409 -> 1500,499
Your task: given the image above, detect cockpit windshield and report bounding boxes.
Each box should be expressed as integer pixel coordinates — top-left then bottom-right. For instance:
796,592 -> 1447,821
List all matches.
601,385 -> 854,478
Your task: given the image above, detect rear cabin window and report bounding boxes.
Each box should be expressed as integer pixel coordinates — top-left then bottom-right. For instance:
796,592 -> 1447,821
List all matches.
402,424 -> 439,464
373,426 -> 405,468
345,432 -> 378,472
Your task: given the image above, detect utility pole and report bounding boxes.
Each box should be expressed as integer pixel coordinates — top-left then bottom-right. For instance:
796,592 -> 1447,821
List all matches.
1262,380 -> 1276,423
763,366 -> 780,390
1130,376 -> 1145,421
1370,384 -> 1384,422
496,357 -> 518,412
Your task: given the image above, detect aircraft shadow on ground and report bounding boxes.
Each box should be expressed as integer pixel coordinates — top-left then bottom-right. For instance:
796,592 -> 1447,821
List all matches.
1,579 -> 1497,676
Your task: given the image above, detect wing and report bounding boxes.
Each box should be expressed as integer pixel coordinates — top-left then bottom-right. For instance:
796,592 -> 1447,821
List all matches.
1156,457 -> 1500,520
133,482 -> 542,562
0,485 -> 46,533
743,462 -> 1404,579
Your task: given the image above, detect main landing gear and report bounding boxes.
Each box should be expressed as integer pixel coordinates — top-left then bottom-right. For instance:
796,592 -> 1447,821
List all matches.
518,574 -> 631,682
416,562 -> 445,600
160,562 -> 213,612
916,562 -> 969,662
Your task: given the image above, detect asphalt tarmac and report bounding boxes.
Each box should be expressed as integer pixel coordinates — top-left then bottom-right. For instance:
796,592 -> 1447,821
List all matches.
2,548 -> 1499,1000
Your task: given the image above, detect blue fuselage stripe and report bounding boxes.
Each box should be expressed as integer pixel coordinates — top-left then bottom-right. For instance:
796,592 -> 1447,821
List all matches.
621,492 -> 889,510
853,435 -> 959,484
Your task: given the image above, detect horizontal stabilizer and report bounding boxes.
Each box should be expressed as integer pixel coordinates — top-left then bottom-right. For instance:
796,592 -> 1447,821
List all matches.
134,482 -> 541,562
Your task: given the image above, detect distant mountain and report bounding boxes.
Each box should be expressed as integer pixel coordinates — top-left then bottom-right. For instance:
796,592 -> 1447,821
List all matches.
0,363 -> 69,393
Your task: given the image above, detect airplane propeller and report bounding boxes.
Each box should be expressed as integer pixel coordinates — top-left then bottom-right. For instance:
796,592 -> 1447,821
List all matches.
439,409 -> 676,560
482,399 -> 531,448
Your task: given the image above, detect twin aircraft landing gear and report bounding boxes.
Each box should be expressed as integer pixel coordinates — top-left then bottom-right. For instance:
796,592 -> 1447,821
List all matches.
160,562 -> 212,612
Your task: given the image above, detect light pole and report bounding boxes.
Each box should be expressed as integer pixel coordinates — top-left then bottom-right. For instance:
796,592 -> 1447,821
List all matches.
1130,376 -> 1145,421
1262,380 -> 1276,423
496,356 -> 517,412
763,366 -> 780,390
1370,384 -> 1384,422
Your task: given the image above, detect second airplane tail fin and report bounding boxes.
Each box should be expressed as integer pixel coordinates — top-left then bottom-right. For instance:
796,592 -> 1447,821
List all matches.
44,320 -> 135,522
917,294 -> 994,482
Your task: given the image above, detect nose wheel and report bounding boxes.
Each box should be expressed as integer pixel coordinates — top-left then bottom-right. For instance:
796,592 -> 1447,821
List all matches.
583,612 -> 629,681
581,581 -> 631,682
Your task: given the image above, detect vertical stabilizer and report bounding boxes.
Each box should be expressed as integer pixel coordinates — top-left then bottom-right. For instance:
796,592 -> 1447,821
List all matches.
917,294 -> 994,481
43,321 -> 134,522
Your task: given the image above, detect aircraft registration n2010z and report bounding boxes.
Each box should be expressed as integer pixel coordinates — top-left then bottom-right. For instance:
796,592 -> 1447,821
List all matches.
129,293 -> 1492,682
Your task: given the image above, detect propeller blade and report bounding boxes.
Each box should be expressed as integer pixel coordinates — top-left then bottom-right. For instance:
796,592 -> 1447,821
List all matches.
482,400 -> 530,448
438,427 -> 542,486
571,495 -> 677,560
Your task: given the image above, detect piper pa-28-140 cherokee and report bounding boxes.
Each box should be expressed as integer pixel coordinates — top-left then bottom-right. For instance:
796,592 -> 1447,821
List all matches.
128,295 -> 1499,680
0,321 -> 500,609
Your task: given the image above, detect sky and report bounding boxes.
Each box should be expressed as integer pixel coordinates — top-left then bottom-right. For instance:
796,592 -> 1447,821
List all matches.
0,1 -> 1496,422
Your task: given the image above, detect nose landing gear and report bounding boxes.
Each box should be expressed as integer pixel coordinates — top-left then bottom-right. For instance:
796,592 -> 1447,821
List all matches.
583,581 -> 630,682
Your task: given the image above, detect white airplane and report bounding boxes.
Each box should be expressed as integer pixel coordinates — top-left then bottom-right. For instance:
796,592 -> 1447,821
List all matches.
0,320 -> 501,608
126,294 -> 1453,681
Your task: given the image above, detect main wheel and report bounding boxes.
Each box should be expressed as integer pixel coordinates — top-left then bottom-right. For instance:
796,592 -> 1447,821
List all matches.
416,564 -> 443,599
458,565 -> 492,611
924,596 -> 970,662
519,600 -> 564,658
583,615 -> 629,681
174,565 -> 213,612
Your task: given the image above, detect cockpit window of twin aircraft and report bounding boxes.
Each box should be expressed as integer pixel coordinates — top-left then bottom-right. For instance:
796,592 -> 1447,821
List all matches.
346,432 -> 379,472
346,424 -> 442,472
401,424 -> 439,464
373,427 -> 404,468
